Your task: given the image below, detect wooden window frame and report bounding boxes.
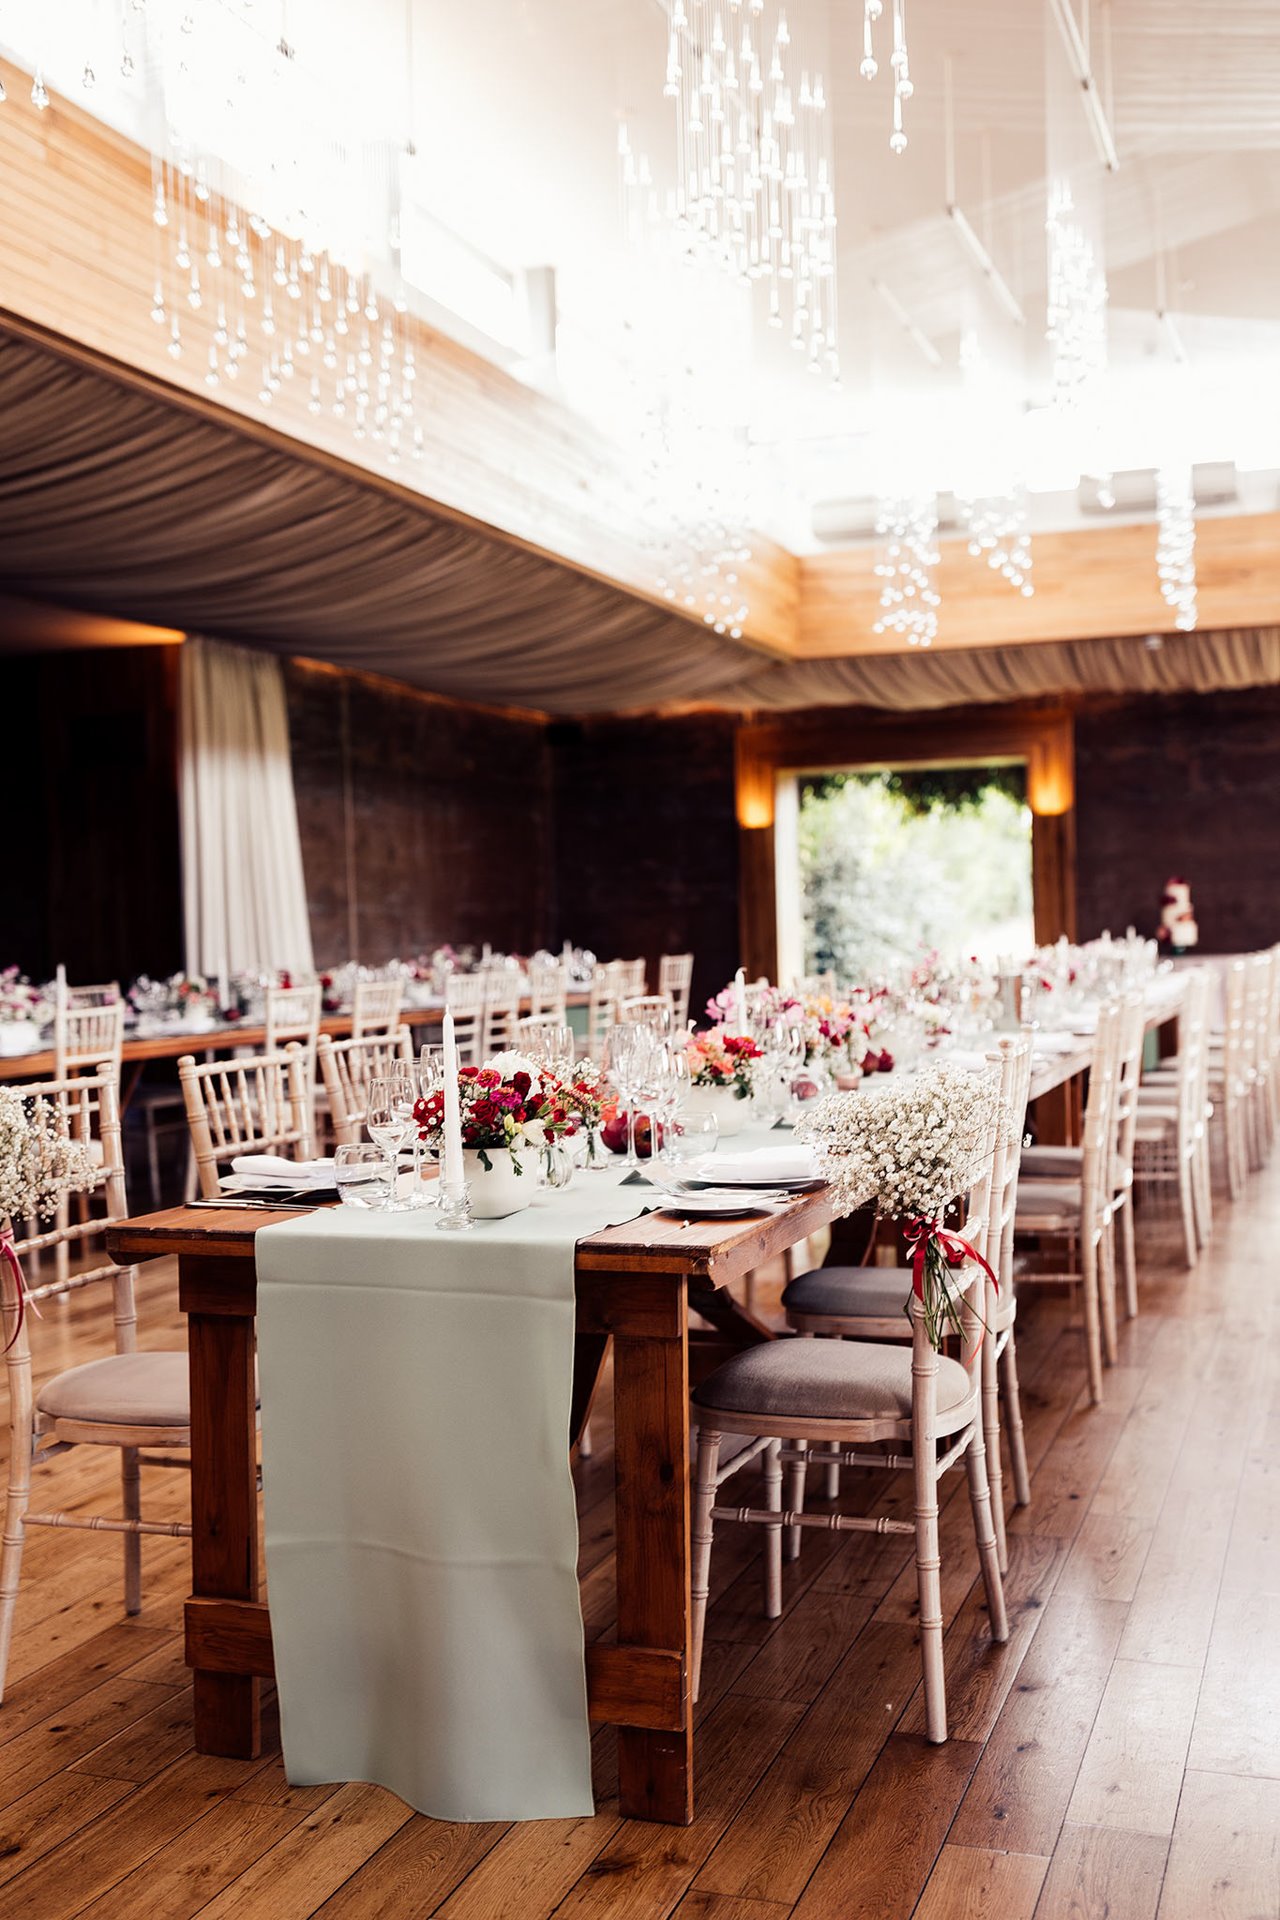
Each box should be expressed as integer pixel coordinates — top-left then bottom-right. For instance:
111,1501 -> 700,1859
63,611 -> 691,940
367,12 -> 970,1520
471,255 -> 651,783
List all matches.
735,703 -> 1076,982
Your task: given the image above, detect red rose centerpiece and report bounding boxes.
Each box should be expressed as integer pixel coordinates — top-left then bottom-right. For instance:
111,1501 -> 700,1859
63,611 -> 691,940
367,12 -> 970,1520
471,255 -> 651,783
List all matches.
414,1050 -> 572,1216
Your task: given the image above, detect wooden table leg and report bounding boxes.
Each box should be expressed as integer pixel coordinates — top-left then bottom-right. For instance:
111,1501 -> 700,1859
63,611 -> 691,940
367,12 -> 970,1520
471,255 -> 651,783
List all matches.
611,1287 -> 693,1825
180,1256 -> 261,1759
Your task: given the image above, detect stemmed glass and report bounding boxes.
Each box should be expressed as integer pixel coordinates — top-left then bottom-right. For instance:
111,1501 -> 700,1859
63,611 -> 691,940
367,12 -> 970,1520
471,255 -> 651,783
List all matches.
603,1022 -> 653,1171
414,1045 -> 445,1207
367,1067 -> 415,1210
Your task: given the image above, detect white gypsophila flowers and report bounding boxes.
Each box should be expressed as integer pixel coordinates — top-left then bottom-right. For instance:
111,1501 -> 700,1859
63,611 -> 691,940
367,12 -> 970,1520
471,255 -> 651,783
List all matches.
795,1063 -> 1001,1223
0,1090 -> 96,1228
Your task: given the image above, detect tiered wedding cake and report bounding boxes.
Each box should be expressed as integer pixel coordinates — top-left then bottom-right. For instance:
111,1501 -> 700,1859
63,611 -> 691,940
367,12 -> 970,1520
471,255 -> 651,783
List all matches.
1158,876 -> 1199,950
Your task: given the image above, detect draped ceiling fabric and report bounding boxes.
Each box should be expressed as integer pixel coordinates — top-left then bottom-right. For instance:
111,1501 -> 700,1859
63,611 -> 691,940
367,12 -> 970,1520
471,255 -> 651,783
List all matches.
180,636 -> 315,980
0,323 -> 1277,716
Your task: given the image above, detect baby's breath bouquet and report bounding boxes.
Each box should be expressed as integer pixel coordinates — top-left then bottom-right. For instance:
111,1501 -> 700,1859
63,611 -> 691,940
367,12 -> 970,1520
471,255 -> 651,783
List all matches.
795,1064 -> 1000,1348
0,1089 -> 96,1227
0,1088 -> 97,1350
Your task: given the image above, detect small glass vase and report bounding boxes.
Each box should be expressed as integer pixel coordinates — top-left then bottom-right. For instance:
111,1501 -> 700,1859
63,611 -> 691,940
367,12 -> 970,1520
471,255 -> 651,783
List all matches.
578,1126 -> 612,1171
539,1139 -> 576,1192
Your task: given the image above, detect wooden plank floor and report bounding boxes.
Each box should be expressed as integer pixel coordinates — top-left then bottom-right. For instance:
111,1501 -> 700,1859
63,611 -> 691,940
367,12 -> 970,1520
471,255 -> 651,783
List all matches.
2,1156 -> 1278,1919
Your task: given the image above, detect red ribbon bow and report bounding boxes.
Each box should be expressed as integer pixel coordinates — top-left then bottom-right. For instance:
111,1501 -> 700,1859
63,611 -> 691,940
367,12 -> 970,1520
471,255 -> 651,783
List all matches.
903,1217 -> 999,1306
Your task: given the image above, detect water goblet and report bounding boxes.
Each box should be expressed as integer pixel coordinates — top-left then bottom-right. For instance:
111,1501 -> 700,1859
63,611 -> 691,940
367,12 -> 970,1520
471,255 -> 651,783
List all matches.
335,1143 -> 392,1209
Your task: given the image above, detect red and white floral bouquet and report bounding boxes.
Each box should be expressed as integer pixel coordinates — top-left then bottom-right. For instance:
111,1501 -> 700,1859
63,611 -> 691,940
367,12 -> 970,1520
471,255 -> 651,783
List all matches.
413,1052 -> 572,1174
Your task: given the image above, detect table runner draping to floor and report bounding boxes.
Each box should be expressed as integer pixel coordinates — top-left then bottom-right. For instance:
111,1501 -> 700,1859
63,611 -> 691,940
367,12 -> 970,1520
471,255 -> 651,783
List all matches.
255,1170 -> 655,1822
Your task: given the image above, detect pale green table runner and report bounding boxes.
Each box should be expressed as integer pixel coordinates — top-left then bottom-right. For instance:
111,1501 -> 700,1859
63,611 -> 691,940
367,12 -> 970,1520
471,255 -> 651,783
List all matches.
256,1169 -> 654,1822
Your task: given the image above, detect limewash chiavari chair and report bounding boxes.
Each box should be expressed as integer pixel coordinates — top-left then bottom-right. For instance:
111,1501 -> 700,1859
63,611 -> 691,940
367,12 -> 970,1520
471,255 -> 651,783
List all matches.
0,1067 -> 192,1701
1020,991 -> 1146,1322
528,962 -> 568,1025
481,976 -> 521,1059
1134,967 -> 1213,1266
50,993 -> 127,1282
1013,1000 -> 1123,1405
1144,956 -> 1252,1199
1243,950 -> 1274,1170
53,996 -> 125,1084
781,1037 -> 1034,1574
350,979 -> 403,1039
689,1069 -> 1008,1741
613,958 -> 648,999
444,973 -> 486,1065
620,993 -> 676,1030
585,968 -> 618,1063
63,980 -> 121,1008
657,953 -> 694,1027
265,981 -> 321,1066
178,1045 -> 313,1200
317,1028 -> 415,1147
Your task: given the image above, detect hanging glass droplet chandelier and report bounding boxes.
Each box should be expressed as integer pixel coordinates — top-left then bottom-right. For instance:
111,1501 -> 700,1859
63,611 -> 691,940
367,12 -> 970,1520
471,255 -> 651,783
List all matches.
873,492 -> 940,646
661,0 -> 841,383
1155,466 -> 1197,631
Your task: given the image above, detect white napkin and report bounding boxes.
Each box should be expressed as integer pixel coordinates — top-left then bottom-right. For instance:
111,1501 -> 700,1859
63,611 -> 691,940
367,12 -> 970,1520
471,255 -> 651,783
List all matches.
938,1048 -> 993,1073
1033,1031 -> 1086,1055
695,1145 -> 819,1183
230,1155 -> 336,1186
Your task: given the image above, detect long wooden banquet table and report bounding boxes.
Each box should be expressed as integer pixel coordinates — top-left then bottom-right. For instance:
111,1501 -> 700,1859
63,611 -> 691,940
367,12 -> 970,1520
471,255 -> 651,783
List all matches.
103,993 -> 1182,1826
0,991 -> 591,1089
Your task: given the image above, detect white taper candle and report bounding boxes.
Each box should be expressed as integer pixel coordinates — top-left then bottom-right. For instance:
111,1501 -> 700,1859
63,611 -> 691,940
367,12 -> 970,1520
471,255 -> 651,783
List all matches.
442,1010 -> 464,1187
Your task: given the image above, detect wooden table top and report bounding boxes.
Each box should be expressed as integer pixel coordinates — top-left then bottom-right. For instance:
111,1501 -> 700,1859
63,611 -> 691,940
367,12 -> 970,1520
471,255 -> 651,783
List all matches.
105,1179 -> 841,1289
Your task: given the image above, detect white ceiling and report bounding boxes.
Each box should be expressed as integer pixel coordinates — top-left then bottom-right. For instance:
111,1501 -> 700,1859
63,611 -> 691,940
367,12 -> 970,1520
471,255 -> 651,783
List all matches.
5,0 -> 1279,535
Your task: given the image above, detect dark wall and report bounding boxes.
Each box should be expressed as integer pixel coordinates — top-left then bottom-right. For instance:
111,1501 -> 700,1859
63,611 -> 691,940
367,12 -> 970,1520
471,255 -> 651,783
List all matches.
1075,686 -> 1280,951
2,647 -> 183,982
285,660 -> 553,967
549,712 -> 741,1016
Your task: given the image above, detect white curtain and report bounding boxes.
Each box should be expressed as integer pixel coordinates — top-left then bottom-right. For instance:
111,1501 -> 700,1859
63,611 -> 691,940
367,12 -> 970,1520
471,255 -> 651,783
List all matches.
180,636 -> 315,978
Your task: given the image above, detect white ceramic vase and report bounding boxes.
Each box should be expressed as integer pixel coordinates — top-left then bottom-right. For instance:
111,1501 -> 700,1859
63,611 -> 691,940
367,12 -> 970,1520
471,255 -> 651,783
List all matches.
684,1084 -> 750,1138
462,1145 -> 533,1218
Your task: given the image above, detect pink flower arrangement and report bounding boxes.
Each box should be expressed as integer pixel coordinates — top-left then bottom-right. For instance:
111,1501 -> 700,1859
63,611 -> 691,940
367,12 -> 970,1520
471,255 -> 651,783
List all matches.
686,1030 -> 763,1101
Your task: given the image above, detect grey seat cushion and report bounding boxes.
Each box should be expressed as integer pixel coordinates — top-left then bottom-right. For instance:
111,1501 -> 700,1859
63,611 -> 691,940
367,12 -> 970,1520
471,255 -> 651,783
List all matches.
1020,1145 -> 1083,1175
692,1338 -> 971,1423
1016,1177 -> 1084,1223
37,1351 -> 192,1427
782,1265 -> 912,1321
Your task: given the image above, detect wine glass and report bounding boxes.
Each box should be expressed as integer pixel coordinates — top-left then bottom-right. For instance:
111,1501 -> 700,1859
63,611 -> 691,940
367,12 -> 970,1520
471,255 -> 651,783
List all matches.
667,1111 -> 720,1168
603,1022 -> 652,1171
367,1072 -> 413,1210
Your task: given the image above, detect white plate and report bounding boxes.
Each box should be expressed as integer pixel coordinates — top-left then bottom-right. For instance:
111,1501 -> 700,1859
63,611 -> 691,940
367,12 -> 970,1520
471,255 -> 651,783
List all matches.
653,1195 -> 777,1218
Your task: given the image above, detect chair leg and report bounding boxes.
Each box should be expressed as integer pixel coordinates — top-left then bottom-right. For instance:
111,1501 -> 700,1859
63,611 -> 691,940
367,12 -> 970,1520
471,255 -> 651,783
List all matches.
1098,1223 -> 1119,1367
121,1447 -> 142,1616
964,1416 -> 1009,1645
690,1427 -> 721,1704
1001,1329 -> 1032,1508
1177,1153 -> 1198,1271
1119,1198 -> 1139,1319
0,1430 -> 32,1706
145,1110 -> 162,1211
982,1334 -> 1007,1575
785,1440 -> 808,1562
821,1442 -> 841,1502
1193,1132 -> 1214,1243
1080,1237 -> 1104,1406
912,1435 -> 947,1743
763,1438 -> 783,1621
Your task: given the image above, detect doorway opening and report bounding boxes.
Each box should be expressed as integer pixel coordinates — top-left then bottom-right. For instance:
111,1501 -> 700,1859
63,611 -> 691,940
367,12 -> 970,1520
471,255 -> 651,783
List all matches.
775,760 -> 1035,984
